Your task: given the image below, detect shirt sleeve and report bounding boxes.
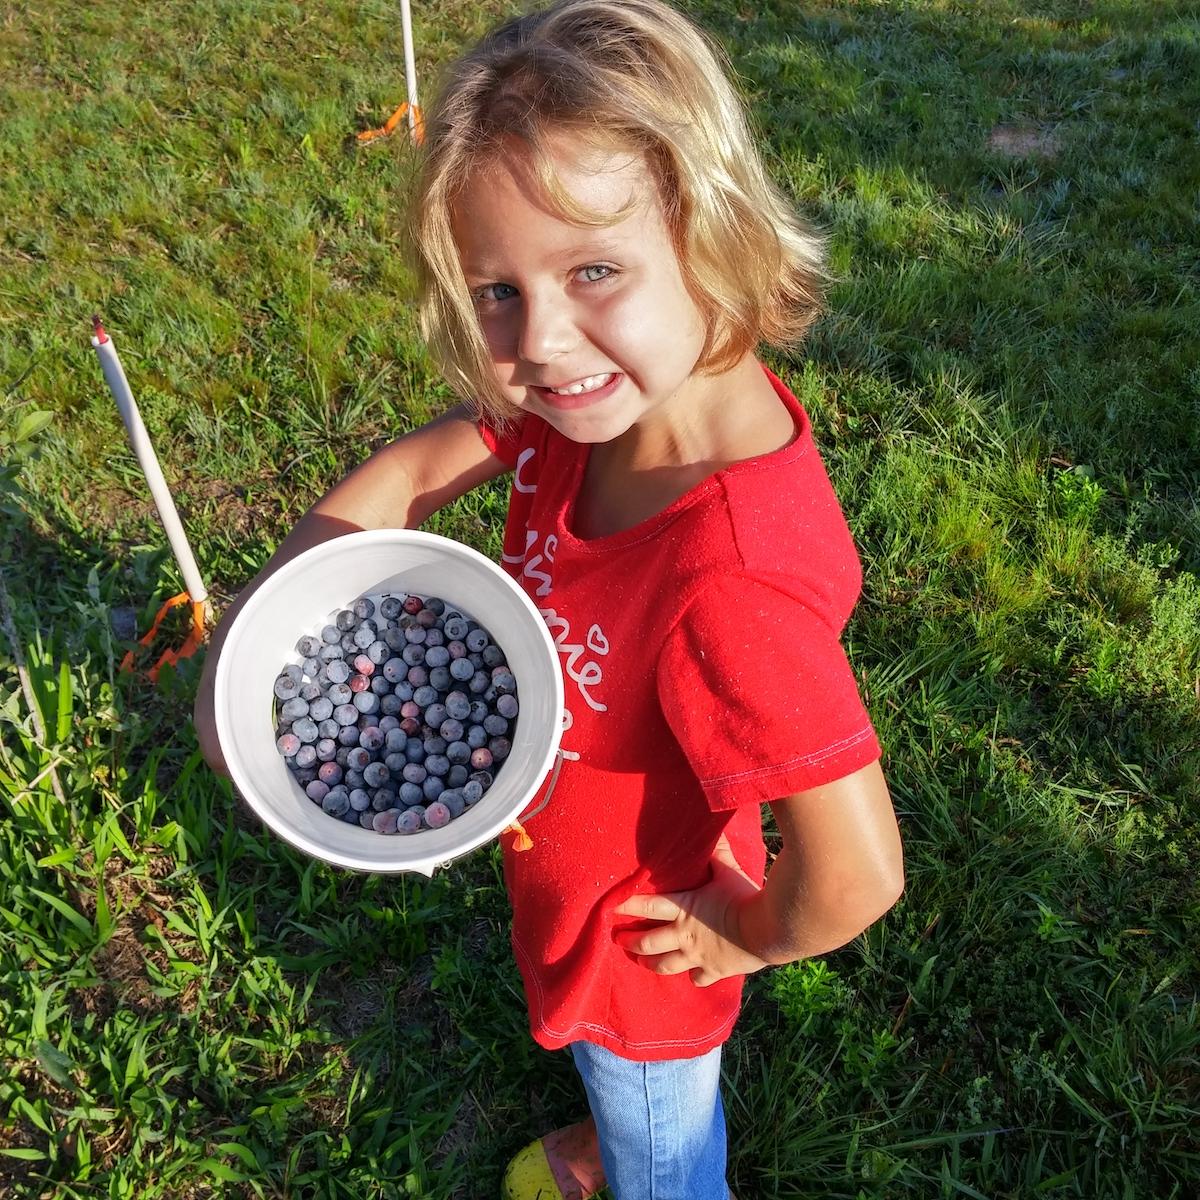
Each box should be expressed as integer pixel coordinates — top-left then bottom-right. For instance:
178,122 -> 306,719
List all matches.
655,575 -> 881,810
478,415 -> 527,470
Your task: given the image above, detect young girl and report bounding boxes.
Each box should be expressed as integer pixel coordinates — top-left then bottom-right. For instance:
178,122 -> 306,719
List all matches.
195,1 -> 904,1196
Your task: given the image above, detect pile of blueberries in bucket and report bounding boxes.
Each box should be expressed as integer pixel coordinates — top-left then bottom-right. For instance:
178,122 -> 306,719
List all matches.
273,593 -> 518,835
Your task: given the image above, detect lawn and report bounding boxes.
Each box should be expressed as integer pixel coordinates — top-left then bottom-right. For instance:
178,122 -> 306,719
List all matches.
2,0 -> 1198,1197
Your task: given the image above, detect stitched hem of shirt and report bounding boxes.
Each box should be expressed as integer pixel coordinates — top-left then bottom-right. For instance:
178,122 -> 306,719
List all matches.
699,724 -> 876,786
511,933 -> 738,1053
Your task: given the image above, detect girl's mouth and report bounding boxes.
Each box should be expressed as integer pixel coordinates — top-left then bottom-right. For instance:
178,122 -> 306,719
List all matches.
532,372 -> 622,410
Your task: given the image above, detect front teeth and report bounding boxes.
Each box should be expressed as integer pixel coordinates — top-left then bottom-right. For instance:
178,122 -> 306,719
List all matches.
549,373 -> 614,396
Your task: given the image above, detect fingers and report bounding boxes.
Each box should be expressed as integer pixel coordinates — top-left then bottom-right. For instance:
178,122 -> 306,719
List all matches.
613,893 -> 684,922
617,925 -> 683,958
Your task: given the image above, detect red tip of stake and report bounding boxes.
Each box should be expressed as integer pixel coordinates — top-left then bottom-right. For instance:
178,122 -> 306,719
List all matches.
92,314 -> 108,344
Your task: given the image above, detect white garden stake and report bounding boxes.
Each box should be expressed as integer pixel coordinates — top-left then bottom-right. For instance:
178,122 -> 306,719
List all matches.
90,316 -> 210,679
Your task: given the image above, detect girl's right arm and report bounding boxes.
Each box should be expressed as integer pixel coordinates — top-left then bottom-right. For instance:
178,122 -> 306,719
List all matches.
193,403 -> 509,775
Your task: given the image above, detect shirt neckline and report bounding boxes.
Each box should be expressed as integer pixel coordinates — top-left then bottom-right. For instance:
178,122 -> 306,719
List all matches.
554,363 -> 812,555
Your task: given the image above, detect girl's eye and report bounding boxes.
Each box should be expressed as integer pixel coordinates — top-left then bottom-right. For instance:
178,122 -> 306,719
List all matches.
473,282 -> 517,305
577,264 -> 614,283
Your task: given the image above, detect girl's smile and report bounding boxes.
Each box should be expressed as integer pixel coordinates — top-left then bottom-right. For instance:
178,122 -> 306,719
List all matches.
451,137 -> 718,448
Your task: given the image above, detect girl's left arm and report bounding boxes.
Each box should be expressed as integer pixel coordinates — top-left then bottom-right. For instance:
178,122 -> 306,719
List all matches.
613,761 -> 904,985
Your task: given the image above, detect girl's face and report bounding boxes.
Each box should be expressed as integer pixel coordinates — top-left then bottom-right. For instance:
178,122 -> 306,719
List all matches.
451,137 -> 714,445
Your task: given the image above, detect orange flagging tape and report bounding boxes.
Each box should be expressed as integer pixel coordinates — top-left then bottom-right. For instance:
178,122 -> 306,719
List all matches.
504,820 -> 534,852
120,591 -> 209,683
357,102 -> 425,145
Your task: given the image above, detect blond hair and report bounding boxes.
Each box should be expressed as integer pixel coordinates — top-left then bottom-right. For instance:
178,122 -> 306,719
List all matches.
408,0 -> 829,421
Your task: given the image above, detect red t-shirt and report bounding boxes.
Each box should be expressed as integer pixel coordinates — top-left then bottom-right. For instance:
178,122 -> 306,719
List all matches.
479,365 -> 880,1061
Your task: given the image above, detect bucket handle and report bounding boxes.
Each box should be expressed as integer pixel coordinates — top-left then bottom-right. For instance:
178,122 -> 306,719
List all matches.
504,748 -> 566,851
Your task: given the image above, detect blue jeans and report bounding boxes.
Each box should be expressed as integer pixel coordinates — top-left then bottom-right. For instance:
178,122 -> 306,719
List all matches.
569,1041 -> 730,1200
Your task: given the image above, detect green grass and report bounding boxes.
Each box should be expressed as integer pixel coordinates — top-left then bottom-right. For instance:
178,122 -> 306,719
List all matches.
2,0 -> 1199,1196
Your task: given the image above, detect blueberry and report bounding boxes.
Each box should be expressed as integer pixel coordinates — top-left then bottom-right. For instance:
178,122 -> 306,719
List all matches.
423,735 -> 447,755
429,666 -> 452,691
295,766 -> 319,785
309,696 -> 334,721
445,691 -> 471,720
335,609 -> 356,632
347,746 -> 370,771
488,737 -> 511,761
385,728 -> 407,752
370,808 -> 398,834
297,634 -> 323,658
402,595 -> 424,615
380,694 -> 403,716
402,762 -> 427,784
469,700 -> 489,723
295,744 -> 318,769
306,779 -> 330,803
470,747 -> 494,770
496,694 -> 519,720
450,657 -> 475,682
446,739 -> 470,764
440,719 -> 464,743
405,737 -> 426,762
325,659 -> 351,684
424,801 -> 451,829
337,725 -> 360,746
483,714 -> 509,736
346,786 -> 371,811
316,737 -> 338,761
319,642 -> 344,662
400,700 -> 421,720
384,627 -> 407,651
469,671 -> 490,694
382,658 -> 407,684
385,751 -> 407,774
439,790 -> 466,818
443,616 -> 469,640
370,674 -> 392,696
424,645 -> 450,669
380,597 -> 403,620
466,628 -> 490,653
447,640 -> 468,660
300,681 -> 321,701
379,713 -> 401,733
359,726 -> 384,752
359,810 -> 375,829
424,703 -> 448,729
334,703 -> 359,727
424,628 -> 445,648
493,671 -> 517,695
328,682 -> 353,707
354,624 -> 376,650
346,768 -> 366,789
466,724 -> 488,749
422,776 -> 445,802
277,732 -> 301,756
318,761 -> 344,786
363,761 -> 390,788
292,717 -> 319,743
399,781 -> 424,806
425,597 -> 446,615
353,653 -> 375,675
463,779 -> 484,804
404,625 -> 428,645
273,675 -> 300,700
354,692 -> 379,715
393,681 -> 415,702
425,753 -> 450,777
413,684 -> 438,708
416,608 -> 438,629
407,665 -> 429,687
469,769 -> 494,790
318,718 -> 340,740
354,597 -> 375,621
372,788 -> 398,811
396,808 -> 423,834
303,658 -> 322,679
482,644 -> 504,667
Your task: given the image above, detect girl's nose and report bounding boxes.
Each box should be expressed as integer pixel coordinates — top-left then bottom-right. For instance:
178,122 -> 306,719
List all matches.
517,293 -> 578,365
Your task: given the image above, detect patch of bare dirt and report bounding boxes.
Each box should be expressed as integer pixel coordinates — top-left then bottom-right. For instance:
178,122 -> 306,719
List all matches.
986,122 -> 1064,159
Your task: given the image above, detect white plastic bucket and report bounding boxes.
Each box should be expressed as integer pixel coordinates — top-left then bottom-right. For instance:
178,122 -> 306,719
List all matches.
213,529 -> 563,875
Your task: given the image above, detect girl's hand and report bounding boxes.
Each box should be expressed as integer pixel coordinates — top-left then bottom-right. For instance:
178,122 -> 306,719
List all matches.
612,835 -> 770,987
